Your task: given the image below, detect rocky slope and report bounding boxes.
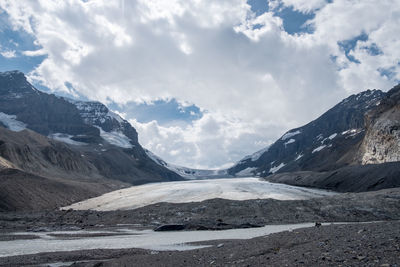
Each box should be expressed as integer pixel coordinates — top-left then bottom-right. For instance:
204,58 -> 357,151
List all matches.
360,84 -> 400,164
0,70 -> 181,184
264,161 -> 400,192
229,89 -> 385,177
0,70 -> 183,211
229,84 -> 400,192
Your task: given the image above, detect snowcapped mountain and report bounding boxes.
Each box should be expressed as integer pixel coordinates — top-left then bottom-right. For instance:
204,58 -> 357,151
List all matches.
0,70 -> 182,189
229,88 -> 386,177
63,98 -> 138,148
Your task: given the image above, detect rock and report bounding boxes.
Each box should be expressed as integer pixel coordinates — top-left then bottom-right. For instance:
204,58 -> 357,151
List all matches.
154,224 -> 186,231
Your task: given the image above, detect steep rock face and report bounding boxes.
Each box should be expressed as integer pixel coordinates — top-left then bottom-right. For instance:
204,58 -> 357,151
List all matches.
229,89 -> 384,176
65,99 -> 139,145
361,84 -> 400,164
0,71 -> 98,137
0,70 -> 182,186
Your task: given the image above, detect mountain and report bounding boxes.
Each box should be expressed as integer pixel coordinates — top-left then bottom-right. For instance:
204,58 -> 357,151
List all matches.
144,149 -> 230,179
229,89 -> 385,176
0,70 -> 183,211
229,84 -> 400,192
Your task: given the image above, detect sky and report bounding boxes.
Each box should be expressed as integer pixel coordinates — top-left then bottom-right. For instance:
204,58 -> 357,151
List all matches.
0,0 -> 399,169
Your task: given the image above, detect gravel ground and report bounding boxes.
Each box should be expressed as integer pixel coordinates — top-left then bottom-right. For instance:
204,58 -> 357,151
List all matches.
0,221 -> 399,266
1,188 -> 399,233
0,188 -> 399,266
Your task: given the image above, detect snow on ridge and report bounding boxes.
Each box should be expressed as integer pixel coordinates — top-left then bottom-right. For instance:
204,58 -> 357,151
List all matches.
281,130 -> 301,141
270,163 -> 285,174
48,133 -> 86,146
108,110 -> 124,123
284,139 -> 295,146
236,167 -> 257,177
66,98 -> 126,126
241,146 -> 270,162
96,126 -> 133,148
0,112 -> 27,132
312,145 -> 326,153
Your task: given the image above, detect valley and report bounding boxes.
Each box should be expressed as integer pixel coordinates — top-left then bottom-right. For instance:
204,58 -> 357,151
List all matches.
0,71 -> 399,266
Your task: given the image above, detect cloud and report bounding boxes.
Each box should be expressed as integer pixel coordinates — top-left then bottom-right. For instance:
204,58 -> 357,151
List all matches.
0,0 -> 399,168
129,112 -> 278,169
0,49 -> 16,58
22,49 -> 47,56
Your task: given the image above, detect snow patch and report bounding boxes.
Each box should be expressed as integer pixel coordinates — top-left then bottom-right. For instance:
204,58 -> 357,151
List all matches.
236,167 -> 257,177
270,163 -> 285,174
312,145 -> 326,153
341,129 -> 357,135
295,154 -> 303,161
281,130 -> 301,141
96,126 -> 133,148
108,110 -> 124,123
48,133 -> 86,146
341,129 -> 362,138
241,146 -> 270,162
0,112 -> 27,132
328,133 -> 337,140
284,139 -> 295,146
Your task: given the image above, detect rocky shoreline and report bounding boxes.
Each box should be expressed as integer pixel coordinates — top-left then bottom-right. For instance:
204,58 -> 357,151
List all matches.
0,221 -> 399,266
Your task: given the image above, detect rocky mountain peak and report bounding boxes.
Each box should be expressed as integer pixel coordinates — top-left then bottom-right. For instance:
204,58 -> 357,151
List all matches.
0,70 -> 37,96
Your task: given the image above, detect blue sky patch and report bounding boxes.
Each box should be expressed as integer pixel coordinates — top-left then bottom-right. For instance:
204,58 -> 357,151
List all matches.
0,13 -> 46,73
247,0 -> 315,35
337,33 -> 368,64
378,67 -> 397,81
364,43 -> 383,56
109,99 -> 203,126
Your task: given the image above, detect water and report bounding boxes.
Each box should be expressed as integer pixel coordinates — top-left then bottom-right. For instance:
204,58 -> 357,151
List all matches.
65,178 -> 338,211
0,223 -> 318,257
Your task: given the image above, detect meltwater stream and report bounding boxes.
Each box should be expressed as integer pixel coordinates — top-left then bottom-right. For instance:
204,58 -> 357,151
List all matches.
0,223 -> 318,257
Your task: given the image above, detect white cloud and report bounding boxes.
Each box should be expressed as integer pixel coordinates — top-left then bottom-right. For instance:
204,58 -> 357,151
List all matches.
22,49 -> 47,56
279,0 -> 328,13
130,112 -> 278,169
0,49 -> 16,58
0,0 -> 399,168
